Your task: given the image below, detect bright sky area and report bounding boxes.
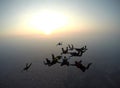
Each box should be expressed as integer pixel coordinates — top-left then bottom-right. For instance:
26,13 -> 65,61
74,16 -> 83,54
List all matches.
0,0 -> 119,37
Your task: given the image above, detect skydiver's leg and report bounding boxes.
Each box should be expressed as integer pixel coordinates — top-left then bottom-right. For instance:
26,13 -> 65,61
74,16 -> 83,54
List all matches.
51,54 -> 55,59
46,58 -> 51,64
67,62 -> 69,66
79,51 -> 83,56
86,63 -> 92,69
68,44 -> 70,49
81,68 -> 86,72
80,66 -> 86,72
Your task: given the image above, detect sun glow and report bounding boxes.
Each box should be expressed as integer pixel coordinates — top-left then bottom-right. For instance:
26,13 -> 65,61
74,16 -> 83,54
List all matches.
29,10 -> 68,35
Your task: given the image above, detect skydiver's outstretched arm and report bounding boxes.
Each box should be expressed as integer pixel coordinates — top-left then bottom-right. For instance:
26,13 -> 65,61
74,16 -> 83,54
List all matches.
66,47 -> 68,52
68,44 -> 71,49
69,63 -> 75,66
71,44 -> 74,50
84,45 -> 87,50
62,48 -> 64,52
79,51 -> 83,56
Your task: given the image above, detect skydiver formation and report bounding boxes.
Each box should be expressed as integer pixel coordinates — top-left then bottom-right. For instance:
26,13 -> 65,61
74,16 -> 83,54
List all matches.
44,42 -> 92,72
22,42 -> 92,72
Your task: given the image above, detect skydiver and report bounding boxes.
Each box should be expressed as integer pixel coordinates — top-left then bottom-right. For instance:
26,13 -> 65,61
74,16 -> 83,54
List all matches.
60,56 -> 69,66
56,42 -> 63,46
70,60 -> 92,72
43,58 -> 52,66
44,54 -> 62,66
51,54 -> 60,65
74,45 -> 87,56
23,63 -> 32,71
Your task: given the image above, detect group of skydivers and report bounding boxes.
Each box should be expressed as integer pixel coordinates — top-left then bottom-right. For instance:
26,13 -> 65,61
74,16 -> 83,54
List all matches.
22,42 -> 92,72
43,42 -> 92,72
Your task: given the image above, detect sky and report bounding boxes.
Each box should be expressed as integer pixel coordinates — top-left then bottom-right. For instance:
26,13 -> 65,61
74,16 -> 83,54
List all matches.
0,0 -> 120,37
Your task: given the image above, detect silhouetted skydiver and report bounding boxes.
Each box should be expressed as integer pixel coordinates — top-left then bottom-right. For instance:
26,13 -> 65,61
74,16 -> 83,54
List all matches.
81,45 -> 87,51
75,45 -> 87,51
23,63 -> 32,71
51,54 -> 60,65
70,60 -> 92,72
60,56 -> 69,66
43,58 -> 52,66
44,54 -> 62,66
68,44 -> 74,50
61,47 -> 68,55
56,42 -> 63,46
74,45 -> 87,56
69,51 -> 82,57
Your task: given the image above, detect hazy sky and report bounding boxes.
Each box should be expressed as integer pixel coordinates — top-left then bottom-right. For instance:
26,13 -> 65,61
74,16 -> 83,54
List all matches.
0,0 -> 120,36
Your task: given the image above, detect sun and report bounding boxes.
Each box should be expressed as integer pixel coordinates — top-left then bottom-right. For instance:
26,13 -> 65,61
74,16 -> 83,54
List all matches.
29,10 -> 68,35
